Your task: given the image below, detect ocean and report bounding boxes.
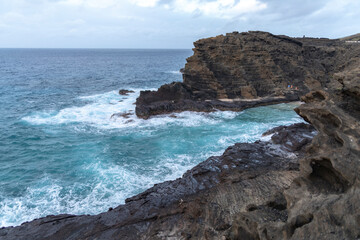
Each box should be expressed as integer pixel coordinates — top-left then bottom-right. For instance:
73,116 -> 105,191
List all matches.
0,49 -> 304,227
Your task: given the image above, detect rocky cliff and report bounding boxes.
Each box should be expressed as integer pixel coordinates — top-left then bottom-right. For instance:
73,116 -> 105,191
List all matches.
1,32 -> 360,239
136,31 -> 352,119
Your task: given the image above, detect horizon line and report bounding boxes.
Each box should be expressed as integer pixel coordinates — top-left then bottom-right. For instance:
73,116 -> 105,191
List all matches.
0,47 -> 192,50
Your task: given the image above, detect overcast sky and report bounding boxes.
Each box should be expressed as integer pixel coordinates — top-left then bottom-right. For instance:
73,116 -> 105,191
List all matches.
0,0 -> 359,48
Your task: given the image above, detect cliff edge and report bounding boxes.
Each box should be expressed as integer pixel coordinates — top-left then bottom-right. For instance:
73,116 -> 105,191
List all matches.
136,31 -> 351,119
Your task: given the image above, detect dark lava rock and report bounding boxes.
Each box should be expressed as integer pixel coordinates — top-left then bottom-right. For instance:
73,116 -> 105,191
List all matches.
119,89 -> 135,96
0,123 -> 315,240
110,112 -> 132,119
262,123 -> 316,152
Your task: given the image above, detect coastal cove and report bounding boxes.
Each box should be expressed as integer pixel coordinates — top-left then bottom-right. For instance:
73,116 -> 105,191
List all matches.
0,49 -> 303,227
1,30 -> 360,239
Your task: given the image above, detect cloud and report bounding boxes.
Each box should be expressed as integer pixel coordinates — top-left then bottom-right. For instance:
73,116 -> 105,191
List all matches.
130,0 -> 161,7
130,0 -> 267,19
59,0 -> 119,8
175,0 -> 266,18
0,0 -> 359,48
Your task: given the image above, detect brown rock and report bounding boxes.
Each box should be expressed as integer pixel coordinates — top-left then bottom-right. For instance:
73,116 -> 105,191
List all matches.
119,89 -> 135,95
240,85 -> 257,99
136,31 -> 354,118
261,45 -> 360,240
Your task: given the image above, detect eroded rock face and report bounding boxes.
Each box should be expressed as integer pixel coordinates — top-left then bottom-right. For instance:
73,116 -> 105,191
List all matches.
219,41 -> 360,240
0,123 -> 315,240
275,64 -> 360,240
136,31 -> 352,119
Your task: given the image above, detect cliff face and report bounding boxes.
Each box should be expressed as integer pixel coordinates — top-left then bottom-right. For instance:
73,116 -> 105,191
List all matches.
136,31 -> 351,119
276,61 -> 360,239
182,31 -> 336,100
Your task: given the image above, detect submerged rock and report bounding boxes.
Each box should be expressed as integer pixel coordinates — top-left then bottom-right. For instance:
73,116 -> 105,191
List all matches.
119,89 -> 135,96
110,112 -> 132,119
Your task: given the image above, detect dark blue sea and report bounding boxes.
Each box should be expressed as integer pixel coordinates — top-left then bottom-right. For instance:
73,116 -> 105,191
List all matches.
0,49 -> 304,227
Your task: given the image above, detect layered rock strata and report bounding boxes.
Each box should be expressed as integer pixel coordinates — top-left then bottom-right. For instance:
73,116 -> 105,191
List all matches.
266,60 -> 360,239
230,41 -> 360,239
0,123 -> 315,240
136,31 -> 354,119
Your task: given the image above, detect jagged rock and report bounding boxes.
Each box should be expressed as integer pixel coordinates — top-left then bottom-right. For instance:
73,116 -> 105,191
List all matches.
136,31 -> 354,119
262,123 -> 316,152
110,112 -> 132,119
252,43 -> 360,240
0,123 -> 315,240
119,89 -> 135,95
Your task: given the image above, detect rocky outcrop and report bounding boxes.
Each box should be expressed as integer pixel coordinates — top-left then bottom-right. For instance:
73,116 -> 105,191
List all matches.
136,31 -> 354,119
136,82 -> 299,119
2,32 -> 359,240
266,58 -> 360,239
228,41 -> 360,239
118,89 -> 135,96
0,123 -> 316,240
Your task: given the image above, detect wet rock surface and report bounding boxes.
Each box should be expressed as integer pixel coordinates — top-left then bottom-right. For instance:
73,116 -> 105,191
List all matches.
136,31 -> 356,119
136,81 -> 299,119
0,123 -> 315,240
119,89 -> 135,96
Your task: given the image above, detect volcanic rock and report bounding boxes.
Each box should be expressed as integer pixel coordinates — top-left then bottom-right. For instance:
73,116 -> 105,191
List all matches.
119,89 -> 135,96
136,31 -> 353,119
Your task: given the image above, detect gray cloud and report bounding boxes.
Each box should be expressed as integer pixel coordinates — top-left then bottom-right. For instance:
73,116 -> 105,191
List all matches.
0,0 -> 359,48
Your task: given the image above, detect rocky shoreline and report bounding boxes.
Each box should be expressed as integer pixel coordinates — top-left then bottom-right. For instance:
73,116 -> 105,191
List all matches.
0,123 -> 316,240
136,31 -> 353,119
1,31 -> 360,239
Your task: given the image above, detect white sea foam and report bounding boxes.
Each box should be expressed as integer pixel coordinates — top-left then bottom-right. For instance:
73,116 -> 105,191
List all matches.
159,150 -> 224,181
23,90 -> 139,127
260,133 -> 273,142
209,110 -> 240,119
22,89 -> 227,130
0,161 -> 157,227
0,151 -> 218,227
165,70 -> 182,75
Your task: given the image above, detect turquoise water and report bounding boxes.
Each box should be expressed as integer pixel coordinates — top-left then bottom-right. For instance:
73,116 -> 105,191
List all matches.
0,49 -> 304,227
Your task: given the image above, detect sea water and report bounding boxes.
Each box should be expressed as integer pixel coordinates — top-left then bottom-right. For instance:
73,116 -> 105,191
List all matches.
0,49 -> 304,227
